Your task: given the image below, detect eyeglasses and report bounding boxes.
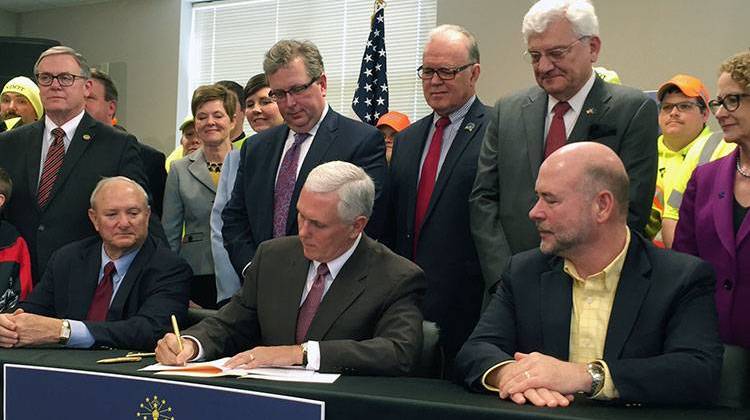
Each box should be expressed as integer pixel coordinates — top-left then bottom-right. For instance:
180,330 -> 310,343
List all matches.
417,63 -> 475,81
35,72 -> 87,87
659,101 -> 703,114
268,78 -> 318,102
708,93 -> 750,114
523,37 -> 588,64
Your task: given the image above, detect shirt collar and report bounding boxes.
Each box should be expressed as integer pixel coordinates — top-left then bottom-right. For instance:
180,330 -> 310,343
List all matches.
312,233 -> 362,279
44,109 -> 86,142
563,227 -> 630,284
547,71 -> 596,117
432,95 -> 476,126
100,243 -> 141,278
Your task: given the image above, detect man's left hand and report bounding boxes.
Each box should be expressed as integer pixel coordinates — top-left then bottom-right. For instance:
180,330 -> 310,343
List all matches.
12,312 -> 62,347
224,345 -> 304,369
499,352 -> 591,397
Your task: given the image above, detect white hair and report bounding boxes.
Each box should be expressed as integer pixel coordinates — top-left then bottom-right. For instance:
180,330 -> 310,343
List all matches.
522,0 -> 599,44
303,161 -> 374,223
428,24 -> 480,64
89,176 -> 149,209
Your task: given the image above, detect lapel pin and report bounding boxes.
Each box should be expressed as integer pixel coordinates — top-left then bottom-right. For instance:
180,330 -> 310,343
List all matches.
719,192 -> 725,199
585,108 -> 595,115
82,134 -> 91,141
465,122 -> 475,133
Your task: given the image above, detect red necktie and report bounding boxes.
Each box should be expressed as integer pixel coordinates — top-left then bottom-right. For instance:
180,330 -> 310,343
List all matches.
414,116 -> 451,255
296,263 -> 329,344
273,133 -> 309,237
87,262 -> 116,322
544,101 -> 571,159
37,128 -> 66,208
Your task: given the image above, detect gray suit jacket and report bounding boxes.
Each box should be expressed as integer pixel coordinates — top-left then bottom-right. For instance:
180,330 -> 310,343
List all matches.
470,77 -> 658,293
162,149 -> 216,276
184,234 -> 426,376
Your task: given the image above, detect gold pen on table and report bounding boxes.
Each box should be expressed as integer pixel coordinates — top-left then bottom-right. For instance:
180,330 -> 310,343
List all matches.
171,314 -> 183,352
126,352 -> 156,358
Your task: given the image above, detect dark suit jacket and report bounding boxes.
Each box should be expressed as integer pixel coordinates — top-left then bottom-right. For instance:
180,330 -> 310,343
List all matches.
673,148 -> 750,348
385,98 -> 488,359
455,232 -> 723,405
221,107 -> 387,276
470,77 -> 658,293
138,142 -> 167,218
185,234 -> 426,376
20,235 -> 191,350
0,112 -> 154,283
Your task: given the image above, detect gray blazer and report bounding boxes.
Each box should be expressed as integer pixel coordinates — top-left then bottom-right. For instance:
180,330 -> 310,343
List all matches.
470,76 -> 658,294
162,149 -> 217,276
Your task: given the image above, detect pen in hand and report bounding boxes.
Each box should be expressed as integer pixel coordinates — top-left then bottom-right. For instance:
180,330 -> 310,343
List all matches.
171,314 -> 183,353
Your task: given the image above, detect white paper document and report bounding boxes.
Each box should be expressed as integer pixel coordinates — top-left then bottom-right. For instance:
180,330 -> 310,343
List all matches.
139,358 -> 339,383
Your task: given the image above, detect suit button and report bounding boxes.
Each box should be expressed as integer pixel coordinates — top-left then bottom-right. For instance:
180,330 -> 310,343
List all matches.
406,233 -> 412,239
723,280 -> 733,290
38,224 -> 45,232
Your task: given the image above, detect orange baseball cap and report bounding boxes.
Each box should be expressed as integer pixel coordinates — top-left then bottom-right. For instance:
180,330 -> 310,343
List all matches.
657,74 -> 710,107
376,111 -> 410,132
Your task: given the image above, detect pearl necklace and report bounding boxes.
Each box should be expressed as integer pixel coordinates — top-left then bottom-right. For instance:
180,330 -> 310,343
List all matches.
737,154 -> 750,179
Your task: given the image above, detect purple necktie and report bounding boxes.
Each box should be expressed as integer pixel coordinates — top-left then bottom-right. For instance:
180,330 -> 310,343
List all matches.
273,132 -> 309,237
296,263 -> 329,344
38,128 -> 66,208
87,262 -> 116,322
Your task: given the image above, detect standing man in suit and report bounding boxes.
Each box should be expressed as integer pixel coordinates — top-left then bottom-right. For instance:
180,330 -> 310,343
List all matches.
386,24 -> 487,361
0,177 -> 190,351
221,40 -> 386,277
470,0 -> 658,294
456,142 -> 722,406
157,161 -> 425,376
86,68 -> 167,218
0,46 -> 152,283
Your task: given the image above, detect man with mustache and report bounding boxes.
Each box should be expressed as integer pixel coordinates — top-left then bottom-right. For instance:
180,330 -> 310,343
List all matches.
470,0 -> 657,296
0,76 -> 42,132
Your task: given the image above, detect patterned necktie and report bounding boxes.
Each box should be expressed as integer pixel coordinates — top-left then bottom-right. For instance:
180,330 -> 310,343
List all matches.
86,262 -> 116,322
273,132 -> 310,237
413,116 -> 451,255
544,101 -> 571,159
296,263 -> 329,344
37,128 -> 66,208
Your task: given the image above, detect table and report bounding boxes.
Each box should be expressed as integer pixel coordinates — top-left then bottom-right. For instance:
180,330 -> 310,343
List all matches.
0,348 -> 746,420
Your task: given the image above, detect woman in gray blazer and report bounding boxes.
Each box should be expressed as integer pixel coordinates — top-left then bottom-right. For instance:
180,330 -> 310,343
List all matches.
162,84 -> 238,309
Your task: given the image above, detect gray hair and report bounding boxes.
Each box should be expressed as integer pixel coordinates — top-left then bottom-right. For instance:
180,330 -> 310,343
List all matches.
263,40 -> 325,80
34,46 -> 92,78
522,0 -> 599,44
428,24 -> 480,64
303,161 -> 374,223
89,176 -> 149,209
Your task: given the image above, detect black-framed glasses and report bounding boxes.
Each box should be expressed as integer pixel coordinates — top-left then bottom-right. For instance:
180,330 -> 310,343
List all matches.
708,93 -> 750,114
523,36 -> 588,64
417,63 -> 475,81
659,101 -> 703,114
35,72 -> 87,87
268,78 -> 318,102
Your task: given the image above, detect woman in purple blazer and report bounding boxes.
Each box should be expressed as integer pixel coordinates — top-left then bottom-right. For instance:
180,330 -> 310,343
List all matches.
673,51 -> 750,349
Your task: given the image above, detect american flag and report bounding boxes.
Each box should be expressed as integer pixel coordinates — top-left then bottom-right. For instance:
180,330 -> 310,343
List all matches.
352,1 -> 388,125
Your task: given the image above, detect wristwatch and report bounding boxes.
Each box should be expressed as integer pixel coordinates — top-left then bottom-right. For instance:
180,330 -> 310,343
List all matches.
586,362 -> 605,397
59,319 -> 71,345
300,342 -> 309,367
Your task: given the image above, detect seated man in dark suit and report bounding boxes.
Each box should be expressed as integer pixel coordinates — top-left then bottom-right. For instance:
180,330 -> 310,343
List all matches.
157,161 -> 425,376
455,142 -> 723,406
0,177 -> 191,351
221,39 -> 387,279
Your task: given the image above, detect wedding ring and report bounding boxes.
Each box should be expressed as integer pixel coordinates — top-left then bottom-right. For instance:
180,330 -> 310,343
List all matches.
249,353 -> 255,361
524,371 -> 531,379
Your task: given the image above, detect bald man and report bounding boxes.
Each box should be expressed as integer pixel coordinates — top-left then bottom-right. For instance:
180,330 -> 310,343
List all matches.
456,142 -> 722,406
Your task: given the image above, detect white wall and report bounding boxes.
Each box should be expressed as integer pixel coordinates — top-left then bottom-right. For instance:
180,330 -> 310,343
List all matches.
0,10 -> 18,36
13,0 -> 750,152
18,0 -> 181,153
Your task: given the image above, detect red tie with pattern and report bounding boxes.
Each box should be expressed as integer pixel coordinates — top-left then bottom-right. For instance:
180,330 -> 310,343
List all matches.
273,132 -> 309,237
544,101 -> 571,159
37,128 -> 66,208
87,262 -> 116,322
296,263 -> 329,344
414,116 -> 451,255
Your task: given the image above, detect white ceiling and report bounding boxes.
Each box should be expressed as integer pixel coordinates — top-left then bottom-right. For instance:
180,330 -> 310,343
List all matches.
0,0 -> 112,13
